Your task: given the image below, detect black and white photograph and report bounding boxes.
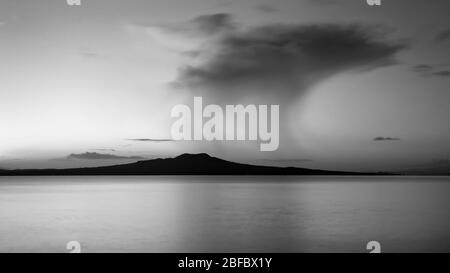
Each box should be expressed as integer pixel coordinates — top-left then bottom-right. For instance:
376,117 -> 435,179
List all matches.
1,0 -> 450,259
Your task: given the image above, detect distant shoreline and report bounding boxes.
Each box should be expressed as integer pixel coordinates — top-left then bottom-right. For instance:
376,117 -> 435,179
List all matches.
0,153 -> 392,177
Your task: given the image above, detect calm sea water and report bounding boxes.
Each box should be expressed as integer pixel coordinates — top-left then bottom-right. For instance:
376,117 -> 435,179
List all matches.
0,176 -> 449,253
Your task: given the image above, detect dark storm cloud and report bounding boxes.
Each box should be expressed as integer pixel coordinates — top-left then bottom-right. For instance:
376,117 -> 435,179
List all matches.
126,138 -> 175,142
67,152 -> 145,160
435,30 -> 450,42
373,137 -> 401,141
432,70 -> 450,77
173,16 -> 406,102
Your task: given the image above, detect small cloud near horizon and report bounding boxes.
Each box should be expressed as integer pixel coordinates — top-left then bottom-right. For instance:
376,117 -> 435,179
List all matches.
411,64 -> 433,72
411,65 -> 450,77
432,70 -> 450,77
373,137 -> 401,141
79,48 -> 104,59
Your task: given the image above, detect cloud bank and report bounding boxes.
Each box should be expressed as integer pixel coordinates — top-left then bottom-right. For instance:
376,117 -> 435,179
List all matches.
67,152 -> 145,160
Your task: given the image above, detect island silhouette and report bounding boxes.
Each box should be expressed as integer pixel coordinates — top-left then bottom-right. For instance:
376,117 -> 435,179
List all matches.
0,153 -> 381,176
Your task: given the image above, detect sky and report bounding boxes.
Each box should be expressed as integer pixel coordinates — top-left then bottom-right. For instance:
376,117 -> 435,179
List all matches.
0,0 -> 450,172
